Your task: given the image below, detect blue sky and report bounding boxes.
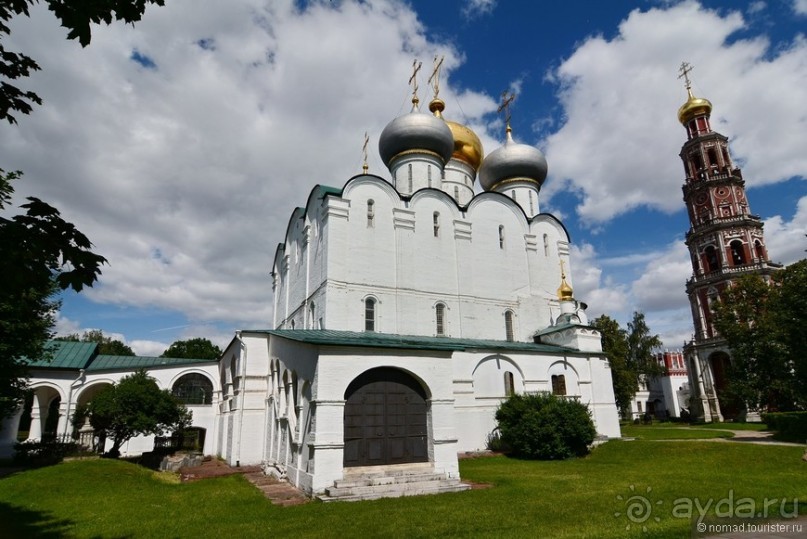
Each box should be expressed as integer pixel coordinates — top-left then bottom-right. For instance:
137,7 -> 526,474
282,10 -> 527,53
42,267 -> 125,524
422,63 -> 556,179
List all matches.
2,0 -> 805,354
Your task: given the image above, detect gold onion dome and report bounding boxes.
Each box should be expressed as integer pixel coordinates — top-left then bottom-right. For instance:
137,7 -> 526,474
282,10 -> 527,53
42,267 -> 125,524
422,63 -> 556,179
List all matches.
378,98 -> 454,168
557,274 -> 574,301
429,99 -> 484,171
677,88 -> 713,125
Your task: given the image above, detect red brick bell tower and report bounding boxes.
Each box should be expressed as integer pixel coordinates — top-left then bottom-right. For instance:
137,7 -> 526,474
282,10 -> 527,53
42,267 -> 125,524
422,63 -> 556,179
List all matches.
677,62 -> 780,422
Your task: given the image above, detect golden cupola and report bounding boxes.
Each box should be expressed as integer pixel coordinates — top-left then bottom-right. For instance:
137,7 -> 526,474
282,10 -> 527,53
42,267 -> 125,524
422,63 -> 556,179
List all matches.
677,87 -> 713,125
429,98 -> 484,171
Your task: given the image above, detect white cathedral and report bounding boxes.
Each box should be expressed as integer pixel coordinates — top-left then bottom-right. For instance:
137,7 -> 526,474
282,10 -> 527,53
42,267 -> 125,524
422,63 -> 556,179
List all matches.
2,76 -> 620,499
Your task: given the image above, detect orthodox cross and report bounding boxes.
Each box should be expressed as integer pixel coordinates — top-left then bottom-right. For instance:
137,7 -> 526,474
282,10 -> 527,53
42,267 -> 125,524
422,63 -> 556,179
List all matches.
498,90 -> 515,131
409,59 -> 423,107
362,131 -> 369,174
678,61 -> 694,91
428,55 -> 444,99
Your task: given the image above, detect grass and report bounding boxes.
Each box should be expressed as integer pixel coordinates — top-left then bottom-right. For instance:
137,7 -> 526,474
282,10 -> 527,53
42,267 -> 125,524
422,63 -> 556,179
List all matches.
620,424 -> 735,440
0,441 -> 804,538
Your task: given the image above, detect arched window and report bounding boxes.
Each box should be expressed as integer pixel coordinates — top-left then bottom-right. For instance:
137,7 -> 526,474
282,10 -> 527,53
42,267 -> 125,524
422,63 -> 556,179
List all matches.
290,319 -> 295,330
543,234 -> 549,257
510,190 -> 516,200
529,191 -> 535,214
172,373 -> 214,405
505,310 -> 514,342
453,186 -> 459,200
707,148 -> 718,170
754,240 -> 765,260
367,200 -> 375,228
704,246 -> 719,272
498,225 -> 505,249
433,212 -> 440,238
730,240 -> 746,265
365,298 -> 376,332
435,303 -> 446,336
504,371 -> 515,397
427,165 -> 432,187
309,302 -> 316,329
551,374 -> 567,396
408,164 -> 413,192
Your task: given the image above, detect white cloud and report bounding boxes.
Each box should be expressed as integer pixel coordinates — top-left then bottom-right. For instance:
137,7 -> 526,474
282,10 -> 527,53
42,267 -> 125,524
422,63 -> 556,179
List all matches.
130,340 -> 171,357
1,0 -> 495,334
462,0 -> 496,20
543,0 -> 807,223
570,243 -> 629,319
631,241 -> 692,312
763,195 -> 807,265
794,0 -> 807,15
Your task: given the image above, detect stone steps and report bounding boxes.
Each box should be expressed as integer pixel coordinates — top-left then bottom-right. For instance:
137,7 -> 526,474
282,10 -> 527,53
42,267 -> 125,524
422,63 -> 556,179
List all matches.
318,467 -> 470,502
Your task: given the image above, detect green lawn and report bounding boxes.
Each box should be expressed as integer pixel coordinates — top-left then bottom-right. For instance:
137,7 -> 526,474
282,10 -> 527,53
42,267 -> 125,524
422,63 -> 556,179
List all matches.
620,424 -> 735,440
1,442 -> 804,538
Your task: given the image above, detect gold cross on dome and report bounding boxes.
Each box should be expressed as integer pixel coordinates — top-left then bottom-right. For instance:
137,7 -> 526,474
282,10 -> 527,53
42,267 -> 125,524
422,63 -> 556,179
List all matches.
409,59 -> 423,107
498,90 -> 516,130
362,131 -> 369,174
678,61 -> 694,90
428,55 -> 444,98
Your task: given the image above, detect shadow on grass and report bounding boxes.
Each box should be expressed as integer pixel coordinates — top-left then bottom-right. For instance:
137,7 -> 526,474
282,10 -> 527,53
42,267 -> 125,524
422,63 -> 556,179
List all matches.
0,501 -> 76,538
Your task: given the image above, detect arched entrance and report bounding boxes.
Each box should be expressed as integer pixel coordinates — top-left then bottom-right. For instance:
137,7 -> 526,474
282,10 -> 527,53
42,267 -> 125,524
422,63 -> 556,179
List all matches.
343,368 -> 428,467
710,352 -> 739,420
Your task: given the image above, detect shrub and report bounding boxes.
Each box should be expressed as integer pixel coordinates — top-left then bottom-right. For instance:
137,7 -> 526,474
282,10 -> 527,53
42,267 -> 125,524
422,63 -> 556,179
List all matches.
13,438 -> 82,467
495,393 -> 597,460
761,411 -> 807,443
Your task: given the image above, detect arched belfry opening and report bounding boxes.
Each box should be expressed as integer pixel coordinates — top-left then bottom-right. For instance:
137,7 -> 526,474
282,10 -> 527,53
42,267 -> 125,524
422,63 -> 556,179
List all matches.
343,367 -> 428,467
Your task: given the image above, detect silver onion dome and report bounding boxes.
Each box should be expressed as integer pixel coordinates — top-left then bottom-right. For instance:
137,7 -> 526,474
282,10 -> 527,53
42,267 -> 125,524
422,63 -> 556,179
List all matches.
378,110 -> 454,168
478,131 -> 548,192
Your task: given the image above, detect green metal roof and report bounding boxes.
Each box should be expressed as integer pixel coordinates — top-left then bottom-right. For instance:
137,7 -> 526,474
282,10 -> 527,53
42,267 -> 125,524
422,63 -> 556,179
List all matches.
24,341 -> 98,369
242,329 -> 576,354
86,355 -> 217,372
24,340 -> 217,372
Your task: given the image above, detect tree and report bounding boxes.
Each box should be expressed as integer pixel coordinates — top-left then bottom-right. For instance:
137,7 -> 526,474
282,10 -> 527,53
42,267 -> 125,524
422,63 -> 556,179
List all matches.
1,0 -> 165,124
161,338 -> 222,360
711,263 -> 806,412
73,369 -> 191,458
0,170 -> 107,419
591,315 -> 636,419
626,311 -> 664,380
61,329 -> 135,356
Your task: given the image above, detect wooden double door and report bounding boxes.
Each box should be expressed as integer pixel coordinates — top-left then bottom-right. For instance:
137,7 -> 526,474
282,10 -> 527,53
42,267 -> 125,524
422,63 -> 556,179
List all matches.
343,368 -> 428,467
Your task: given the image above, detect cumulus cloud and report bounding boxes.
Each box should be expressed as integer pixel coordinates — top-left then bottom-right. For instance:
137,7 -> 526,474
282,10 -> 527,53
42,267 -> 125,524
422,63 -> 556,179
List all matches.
1,0 -> 495,335
570,243 -> 629,319
763,195 -> 807,265
794,0 -> 807,15
543,0 -> 807,223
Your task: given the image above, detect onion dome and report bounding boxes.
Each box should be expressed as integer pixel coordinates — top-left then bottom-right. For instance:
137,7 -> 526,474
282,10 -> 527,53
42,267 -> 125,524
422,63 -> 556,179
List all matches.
478,128 -> 548,192
557,267 -> 574,301
429,99 -> 484,171
677,88 -> 712,125
378,99 -> 454,168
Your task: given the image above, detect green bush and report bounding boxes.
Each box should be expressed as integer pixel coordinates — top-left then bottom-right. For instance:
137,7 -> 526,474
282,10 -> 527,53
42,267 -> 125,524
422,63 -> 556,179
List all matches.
13,439 -> 82,467
495,393 -> 597,460
761,411 -> 807,443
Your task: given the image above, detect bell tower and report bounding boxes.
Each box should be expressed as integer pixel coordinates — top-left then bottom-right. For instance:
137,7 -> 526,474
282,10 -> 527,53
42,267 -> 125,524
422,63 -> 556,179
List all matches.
677,62 -> 780,422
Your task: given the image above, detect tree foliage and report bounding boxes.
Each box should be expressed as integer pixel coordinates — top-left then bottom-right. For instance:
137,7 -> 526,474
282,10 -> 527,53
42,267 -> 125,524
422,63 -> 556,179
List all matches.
591,314 -> 635,418
627,311 -> 664,379
61,329 -> 134,356
0,170 -> 107,419
495,393 -> 596,460
161,338 -> 222,360
0,0 -> 165,123
591,312 -> 662,418
712,260 -> 807,412
73,369 -> 191,458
